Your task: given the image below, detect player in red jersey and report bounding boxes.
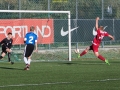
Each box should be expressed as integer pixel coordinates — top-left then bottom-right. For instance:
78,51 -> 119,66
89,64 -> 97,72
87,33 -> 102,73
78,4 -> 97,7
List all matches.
75,17 -> 114,65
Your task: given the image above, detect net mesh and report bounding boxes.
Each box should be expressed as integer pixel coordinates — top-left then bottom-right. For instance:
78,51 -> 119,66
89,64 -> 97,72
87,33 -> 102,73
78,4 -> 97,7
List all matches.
0,11 -> 69,62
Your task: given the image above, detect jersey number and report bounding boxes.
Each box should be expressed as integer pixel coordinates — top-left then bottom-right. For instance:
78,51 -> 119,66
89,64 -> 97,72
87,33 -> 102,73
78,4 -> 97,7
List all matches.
29,36 -> 33,43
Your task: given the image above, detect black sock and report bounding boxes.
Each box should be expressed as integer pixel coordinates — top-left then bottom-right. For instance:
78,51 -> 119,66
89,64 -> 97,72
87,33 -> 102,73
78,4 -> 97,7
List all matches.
0,56 -> 3,59
8,53 -> 11,62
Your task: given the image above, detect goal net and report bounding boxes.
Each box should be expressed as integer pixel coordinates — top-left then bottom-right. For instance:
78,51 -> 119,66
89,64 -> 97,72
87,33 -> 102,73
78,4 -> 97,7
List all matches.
0,10 -> 71,62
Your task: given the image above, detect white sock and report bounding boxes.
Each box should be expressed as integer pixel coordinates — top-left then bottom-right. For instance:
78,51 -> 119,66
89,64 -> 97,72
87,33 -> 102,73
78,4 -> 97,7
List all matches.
24,57 -> 28,64
28,59 -> 31,65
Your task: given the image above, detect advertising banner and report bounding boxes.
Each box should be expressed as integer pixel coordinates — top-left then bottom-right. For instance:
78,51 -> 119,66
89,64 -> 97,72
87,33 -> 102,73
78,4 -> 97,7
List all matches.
0,19 -> 54,44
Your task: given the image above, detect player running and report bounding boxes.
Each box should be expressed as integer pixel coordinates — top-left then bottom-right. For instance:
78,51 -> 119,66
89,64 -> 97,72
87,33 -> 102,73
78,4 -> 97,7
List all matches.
75,17 -> 114,65
0,32 -> 14,64
24,26 -> 38,70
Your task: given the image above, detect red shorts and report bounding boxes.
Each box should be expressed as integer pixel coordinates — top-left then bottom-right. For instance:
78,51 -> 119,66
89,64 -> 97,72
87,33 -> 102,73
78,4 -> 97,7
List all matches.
89,44 -> 99,52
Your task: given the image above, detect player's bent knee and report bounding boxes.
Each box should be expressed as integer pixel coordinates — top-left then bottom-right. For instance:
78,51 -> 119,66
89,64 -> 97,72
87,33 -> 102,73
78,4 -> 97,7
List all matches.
94,52 -> 99,57
1,52 -> 6,57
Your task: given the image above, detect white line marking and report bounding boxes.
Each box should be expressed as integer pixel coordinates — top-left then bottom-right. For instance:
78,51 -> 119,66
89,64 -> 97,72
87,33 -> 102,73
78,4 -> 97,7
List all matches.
31,60 -> 67,62
0,82 -> 72,88
85,78 -> 120,82
0,78 -> 120,88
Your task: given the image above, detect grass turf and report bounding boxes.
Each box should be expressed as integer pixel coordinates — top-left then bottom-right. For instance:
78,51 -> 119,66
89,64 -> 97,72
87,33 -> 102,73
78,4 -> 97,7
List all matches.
0,59 -> 119,90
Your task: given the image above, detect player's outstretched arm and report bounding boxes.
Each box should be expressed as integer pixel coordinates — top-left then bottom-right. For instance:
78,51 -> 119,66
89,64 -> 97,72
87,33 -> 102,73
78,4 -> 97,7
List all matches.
108,35 -> 114,40
95,17 -> 99,30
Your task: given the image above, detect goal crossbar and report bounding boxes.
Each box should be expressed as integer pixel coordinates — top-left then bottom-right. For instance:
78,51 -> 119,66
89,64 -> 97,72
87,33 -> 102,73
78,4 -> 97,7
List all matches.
0,10 -> 71,61
0,10 -> 70,14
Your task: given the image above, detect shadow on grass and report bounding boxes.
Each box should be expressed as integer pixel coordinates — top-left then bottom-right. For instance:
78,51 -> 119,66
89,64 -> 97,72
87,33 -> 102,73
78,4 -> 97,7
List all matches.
58,60 -> 107,65
0,66 -> 23,70
58,62 -> 78,65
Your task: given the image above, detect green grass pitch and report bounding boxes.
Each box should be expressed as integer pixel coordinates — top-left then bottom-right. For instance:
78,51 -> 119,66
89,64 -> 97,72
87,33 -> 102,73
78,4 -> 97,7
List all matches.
0,59 -> 120,90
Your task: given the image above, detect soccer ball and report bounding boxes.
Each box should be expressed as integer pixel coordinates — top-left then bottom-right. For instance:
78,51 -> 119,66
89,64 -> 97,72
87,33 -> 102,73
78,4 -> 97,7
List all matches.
74,49 -> 79,54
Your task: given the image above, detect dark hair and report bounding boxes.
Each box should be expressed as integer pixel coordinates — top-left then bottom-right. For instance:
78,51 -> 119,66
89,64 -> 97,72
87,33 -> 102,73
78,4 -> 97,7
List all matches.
30,26 -> 35,31
8,32 -> 12,35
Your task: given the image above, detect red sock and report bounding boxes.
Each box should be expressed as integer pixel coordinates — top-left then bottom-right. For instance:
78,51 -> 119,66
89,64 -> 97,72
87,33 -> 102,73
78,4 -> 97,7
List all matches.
98,55 -> 105,61
80,50 -> 87,56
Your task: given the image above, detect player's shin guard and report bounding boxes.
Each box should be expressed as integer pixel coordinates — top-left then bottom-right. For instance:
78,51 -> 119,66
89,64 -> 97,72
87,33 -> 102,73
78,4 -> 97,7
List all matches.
80,50 -> 87,56
98,55 -> 105,61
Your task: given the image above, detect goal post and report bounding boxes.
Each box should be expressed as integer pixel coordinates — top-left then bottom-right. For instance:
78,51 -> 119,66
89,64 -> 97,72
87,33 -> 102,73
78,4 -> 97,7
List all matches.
0,10 -> 71,61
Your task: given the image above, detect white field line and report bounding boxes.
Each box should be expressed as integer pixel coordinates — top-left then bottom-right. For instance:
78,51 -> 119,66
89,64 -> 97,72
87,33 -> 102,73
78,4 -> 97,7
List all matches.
31,60 -> 67,62
0,78 -> 120,88
85,78 -> 120,82
0,82 -> 72,88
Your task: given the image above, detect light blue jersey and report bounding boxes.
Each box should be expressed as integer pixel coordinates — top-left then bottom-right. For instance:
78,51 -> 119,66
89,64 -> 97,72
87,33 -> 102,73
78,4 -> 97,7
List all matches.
24,32 -> 37,45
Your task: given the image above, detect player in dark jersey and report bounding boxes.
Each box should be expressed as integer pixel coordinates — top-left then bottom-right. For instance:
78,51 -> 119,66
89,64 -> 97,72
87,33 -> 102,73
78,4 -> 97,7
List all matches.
75,17 -> 114,65
24,26 -> 38,70
0,32 -> 14,64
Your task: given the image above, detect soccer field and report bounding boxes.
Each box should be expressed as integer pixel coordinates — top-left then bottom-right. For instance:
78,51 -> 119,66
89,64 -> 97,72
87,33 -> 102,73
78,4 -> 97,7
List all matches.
0,59 -> 120,90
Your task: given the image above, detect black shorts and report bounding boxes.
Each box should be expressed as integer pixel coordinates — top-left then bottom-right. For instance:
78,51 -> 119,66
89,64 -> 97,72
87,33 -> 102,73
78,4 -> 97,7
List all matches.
24,44 -> 34,57
2,45 -> 7,54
